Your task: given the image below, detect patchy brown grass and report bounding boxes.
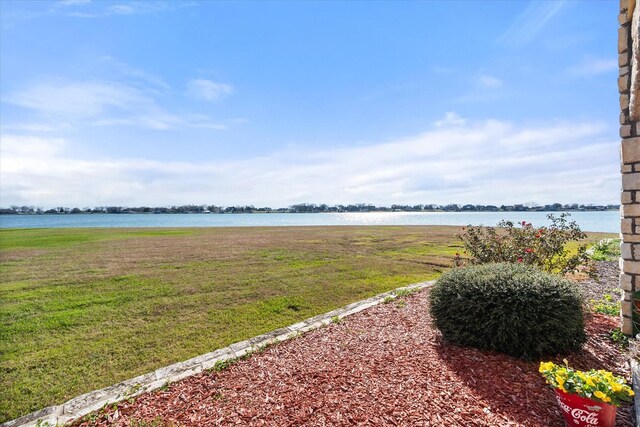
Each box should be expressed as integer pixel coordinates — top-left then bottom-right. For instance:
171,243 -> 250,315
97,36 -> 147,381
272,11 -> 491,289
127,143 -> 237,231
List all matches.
1,226 -> 465,421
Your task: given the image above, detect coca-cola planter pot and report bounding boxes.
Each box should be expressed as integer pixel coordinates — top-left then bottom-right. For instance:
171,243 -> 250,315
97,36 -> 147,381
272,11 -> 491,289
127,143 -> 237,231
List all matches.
554,388 -> 616,427
539,361 -> 634,427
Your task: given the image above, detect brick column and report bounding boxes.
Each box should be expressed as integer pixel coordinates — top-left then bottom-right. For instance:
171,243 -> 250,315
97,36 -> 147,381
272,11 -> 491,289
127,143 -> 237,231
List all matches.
620,0 -> 640,335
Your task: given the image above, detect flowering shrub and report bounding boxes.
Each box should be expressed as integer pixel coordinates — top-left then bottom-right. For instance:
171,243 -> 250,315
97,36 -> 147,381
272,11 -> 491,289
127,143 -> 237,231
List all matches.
539,361 -> 633,407
588,238 -> 621,261
457,213 -> 591,275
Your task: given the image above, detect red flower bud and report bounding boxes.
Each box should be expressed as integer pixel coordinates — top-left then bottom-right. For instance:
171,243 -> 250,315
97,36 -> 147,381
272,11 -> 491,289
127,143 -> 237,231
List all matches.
517,257 -> 523,262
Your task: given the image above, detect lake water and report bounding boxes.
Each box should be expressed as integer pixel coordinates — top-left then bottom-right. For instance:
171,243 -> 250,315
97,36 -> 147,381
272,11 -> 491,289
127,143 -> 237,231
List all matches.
0,211 -> 621,233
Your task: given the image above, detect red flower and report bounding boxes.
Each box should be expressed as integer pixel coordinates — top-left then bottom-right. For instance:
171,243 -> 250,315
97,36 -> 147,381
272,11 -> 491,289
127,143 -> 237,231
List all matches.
517,257 -> 523,262
535,234 -> 541,238
525,248 -> 533,253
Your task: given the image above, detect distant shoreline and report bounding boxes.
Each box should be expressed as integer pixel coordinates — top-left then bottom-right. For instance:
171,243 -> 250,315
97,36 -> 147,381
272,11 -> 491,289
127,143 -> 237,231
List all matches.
0,208 -> 620,216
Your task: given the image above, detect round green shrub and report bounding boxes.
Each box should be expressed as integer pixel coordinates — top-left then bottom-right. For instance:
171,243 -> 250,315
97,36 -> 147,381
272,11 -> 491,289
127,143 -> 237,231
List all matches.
429,263 -> 586,360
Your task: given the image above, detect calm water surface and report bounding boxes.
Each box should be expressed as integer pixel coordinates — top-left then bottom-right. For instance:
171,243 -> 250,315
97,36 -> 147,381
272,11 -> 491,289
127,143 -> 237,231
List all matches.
0,211 -> 620,233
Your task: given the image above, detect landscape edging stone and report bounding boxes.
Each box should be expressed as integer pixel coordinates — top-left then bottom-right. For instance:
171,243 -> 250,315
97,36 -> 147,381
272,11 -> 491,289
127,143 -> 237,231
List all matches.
1,280 -> 433,427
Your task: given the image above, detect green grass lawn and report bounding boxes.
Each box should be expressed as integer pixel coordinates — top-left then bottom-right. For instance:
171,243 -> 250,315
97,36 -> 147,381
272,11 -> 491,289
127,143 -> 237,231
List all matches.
0,226 -> 459,421
0,226 -> 613,422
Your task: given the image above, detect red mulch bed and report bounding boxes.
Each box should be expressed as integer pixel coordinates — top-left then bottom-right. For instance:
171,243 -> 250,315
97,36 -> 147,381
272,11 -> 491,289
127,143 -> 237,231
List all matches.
75,290 -> 634,426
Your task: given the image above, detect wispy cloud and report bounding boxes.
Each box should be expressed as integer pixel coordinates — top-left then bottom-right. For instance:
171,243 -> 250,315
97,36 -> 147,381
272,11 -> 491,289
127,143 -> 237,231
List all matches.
0,122 -> 72,133
107,5 -> 135,15
6,80 -> 152,118
186,79 -> 234,101
4,79 -> 228,130
2,0 -> 196,25
566,58 -> 618,77
500,1 -> 566,46
453,73 -> 508,104
478,75 -> 504,89
99,56 -> 169,90
91,113 -> 227,130
0,118 -> 618,207
57,0 -> 91,6
62,1 -> 195,18
434,112 -> 466,127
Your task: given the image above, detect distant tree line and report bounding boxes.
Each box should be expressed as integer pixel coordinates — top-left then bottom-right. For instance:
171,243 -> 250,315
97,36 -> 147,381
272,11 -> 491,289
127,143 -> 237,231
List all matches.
0,203 -> 620,215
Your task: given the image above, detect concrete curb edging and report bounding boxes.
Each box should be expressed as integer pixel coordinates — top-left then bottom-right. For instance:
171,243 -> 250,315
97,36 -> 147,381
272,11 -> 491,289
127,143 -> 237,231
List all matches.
2,281 -> 434,427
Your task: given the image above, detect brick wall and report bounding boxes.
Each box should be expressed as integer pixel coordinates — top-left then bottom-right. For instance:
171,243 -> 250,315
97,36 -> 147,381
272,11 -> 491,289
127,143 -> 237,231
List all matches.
619,0 -> 640,335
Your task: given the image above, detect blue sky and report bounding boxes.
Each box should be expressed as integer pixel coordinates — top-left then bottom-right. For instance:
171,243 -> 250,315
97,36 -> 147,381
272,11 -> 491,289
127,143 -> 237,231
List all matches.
0,0 -> 620,207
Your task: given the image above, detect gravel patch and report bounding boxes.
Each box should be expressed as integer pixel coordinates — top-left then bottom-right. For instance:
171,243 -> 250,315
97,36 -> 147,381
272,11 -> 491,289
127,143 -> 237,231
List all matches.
576,261 -> 620,303
74,287 -> 633,427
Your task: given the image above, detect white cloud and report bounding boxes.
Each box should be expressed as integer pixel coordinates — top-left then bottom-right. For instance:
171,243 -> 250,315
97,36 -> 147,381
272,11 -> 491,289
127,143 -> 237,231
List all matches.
67,12 -> 101,18
500,1 -> 566,46
6,81 -> 152,118
57,0 -> 91,6
99,56 -> 169,90
61,1 -> 195,18
1,135 -> 66,158
0,122 -> 71,133
567,58 -> 618,76
452,74 -> 508,104
0,118 -> 619,208
434,112 -> 466,127
186,79 -> 234,101
4,79 -> 227,131
91,114 -> 227,130
108,5 -> 135,15
478,75 -> 504,89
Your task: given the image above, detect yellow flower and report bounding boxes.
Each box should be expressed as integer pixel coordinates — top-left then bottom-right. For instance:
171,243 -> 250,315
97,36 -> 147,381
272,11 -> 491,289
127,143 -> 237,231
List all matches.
539,362 -> 633,403
594,390 -> 611,402
556,375 -> 565,390
610,382 -> 623,393
539,362 -> 554,373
